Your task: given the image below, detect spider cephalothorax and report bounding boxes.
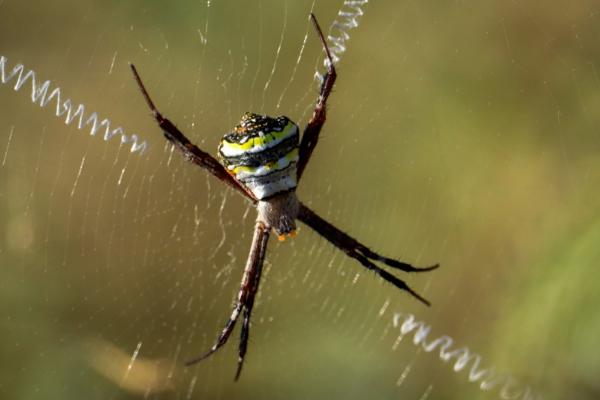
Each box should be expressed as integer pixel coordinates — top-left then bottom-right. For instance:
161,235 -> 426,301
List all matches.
130,13 -> 438,381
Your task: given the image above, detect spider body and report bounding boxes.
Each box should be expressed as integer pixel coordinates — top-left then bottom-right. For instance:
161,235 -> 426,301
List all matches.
130,13 -> 438,381
257,191 -> 299,239
219,112 -> 300,238
219,112 -> 300,202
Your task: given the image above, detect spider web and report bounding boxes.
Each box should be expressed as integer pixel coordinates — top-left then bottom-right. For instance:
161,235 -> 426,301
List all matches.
1,1 -> 599,399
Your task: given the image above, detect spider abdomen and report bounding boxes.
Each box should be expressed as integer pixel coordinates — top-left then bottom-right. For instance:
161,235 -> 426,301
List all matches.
219,112 -> 299,200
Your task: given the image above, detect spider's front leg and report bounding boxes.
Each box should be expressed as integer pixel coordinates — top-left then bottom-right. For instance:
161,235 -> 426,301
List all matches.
185,221 -> 270,381
298,202 -> 438,305
296,13 -> 338,181
129,64 -> 257,202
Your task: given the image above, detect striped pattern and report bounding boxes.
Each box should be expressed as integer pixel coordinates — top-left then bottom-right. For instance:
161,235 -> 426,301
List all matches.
219,113 -> 299,200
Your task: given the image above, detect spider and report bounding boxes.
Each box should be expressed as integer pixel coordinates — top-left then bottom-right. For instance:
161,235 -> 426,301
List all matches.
130,14 -> 438,380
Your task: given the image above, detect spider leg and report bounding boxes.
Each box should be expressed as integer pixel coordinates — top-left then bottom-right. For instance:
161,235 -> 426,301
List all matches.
350,252 -> 431,306
235,307 -> 252,380
354,246 -> 439,273
235,278 -> 260,380
234,222 -> 269,380
185,299 -> 243,366
185,222 -> 270,379
296,14 -> 338,181
297,202 -> 437,306
129,64 -> 257,203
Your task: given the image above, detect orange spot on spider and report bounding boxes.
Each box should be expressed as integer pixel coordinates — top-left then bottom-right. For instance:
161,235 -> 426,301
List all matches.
278,231 -> 296,242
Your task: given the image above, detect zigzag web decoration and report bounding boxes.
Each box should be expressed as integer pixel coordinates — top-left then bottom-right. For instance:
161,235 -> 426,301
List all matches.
0,55 -> 147,154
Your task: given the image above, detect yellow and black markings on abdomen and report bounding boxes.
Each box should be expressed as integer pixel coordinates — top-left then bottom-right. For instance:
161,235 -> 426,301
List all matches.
218,112 -> 299,200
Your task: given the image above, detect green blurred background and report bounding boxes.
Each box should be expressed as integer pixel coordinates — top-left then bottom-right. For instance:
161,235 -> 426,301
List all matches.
1,0 -> 599,399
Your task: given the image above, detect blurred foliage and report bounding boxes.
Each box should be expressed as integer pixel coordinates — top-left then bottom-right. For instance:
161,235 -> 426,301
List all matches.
493,216 -> 600,399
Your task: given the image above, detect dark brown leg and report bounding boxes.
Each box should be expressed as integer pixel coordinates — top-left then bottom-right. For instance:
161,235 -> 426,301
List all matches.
297,202 -> 438,306
234,221 -> 269,380
130,64 -> 257,202
185,222 -> 270,370
296,14 -> 338,181
235,275 -> 260,380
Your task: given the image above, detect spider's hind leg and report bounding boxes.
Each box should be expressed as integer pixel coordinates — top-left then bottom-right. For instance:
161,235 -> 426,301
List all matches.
185,222 -> 270,380
297,202 -> 437,306
235,286 -> 259,380
185,303 -> 244,366
359,248 -> 439,273
351,252 -> 433,306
